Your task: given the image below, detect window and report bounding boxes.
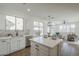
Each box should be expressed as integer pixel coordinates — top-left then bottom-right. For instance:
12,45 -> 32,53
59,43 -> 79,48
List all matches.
6,16 -> 23,30
16,18 -> 23,30
34,21 -> 43,36
71,24 -> 75,32
6,16 -> 15,30
59,24 -> 75,33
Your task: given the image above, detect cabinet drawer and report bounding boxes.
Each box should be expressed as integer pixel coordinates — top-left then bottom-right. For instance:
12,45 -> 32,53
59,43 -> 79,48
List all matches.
0,39 -> 10,42
31,41 -> 49,52
0,39 -> 10,55
38,44 -> 49,52
39,45 -> 49,52
39,49 -> 49,56
39,51 -> 49,56
31,41 -> 49,56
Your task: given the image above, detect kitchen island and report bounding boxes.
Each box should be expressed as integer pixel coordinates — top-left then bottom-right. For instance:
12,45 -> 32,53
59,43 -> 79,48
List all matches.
30,37 -> 63,56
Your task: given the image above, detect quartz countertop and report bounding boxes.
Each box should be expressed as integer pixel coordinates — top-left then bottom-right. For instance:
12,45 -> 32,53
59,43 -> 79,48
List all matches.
67,40 -> 79,45
0,36 -> 12,40
23,35 -> 32,37
0,36 -> 24,40
30,37 -> 63,48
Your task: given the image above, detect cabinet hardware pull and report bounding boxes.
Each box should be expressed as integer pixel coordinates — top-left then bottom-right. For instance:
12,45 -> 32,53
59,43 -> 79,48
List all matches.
35,48 -> 39,51
2,41 -> 6,42
35,45 -> 39,47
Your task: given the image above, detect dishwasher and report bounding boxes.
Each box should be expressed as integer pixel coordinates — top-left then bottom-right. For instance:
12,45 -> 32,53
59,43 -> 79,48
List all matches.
25,35 -> 32,47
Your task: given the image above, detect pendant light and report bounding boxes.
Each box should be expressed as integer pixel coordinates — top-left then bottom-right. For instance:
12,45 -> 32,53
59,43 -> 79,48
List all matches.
47,16 -> 53,26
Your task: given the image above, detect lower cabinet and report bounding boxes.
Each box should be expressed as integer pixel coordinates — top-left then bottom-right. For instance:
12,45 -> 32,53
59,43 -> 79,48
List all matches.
10,38 -> 19,53
11,37 -> 26,53
0,39 -> 10,55
0,37 -> 26,56
31,41 -> 59,56
18,37 -> 25,50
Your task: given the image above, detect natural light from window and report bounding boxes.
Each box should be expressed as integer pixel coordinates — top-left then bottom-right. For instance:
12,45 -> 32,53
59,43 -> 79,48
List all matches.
16,18 -> 23,30
34,21 -> 43,36
6,16 -> 15,30
6,16 -> 23,30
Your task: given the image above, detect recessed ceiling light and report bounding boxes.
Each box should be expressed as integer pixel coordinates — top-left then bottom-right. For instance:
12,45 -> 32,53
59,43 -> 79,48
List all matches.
27,8 -> 31,12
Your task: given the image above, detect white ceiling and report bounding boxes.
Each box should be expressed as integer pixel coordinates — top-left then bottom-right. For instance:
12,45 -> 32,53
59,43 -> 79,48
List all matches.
0,3 -> 79,21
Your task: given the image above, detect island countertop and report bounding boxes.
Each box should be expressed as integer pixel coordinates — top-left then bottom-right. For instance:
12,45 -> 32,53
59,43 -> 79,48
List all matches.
30,37 -> 63,48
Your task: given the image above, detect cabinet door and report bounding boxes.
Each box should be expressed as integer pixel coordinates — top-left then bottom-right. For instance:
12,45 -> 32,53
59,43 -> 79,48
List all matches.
39,51 -> 48,56
0,40 -> 10,55
31,41 -> 38,56
19,37 -> 25,50
10,38 -> 18,53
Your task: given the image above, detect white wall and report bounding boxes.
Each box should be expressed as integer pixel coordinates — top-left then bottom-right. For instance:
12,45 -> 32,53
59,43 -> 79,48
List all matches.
0,5 -> 79,37
50,21 -> 79,37
0,14 -> 5,30
0,10 -> 48,36
25,16 -> 48,36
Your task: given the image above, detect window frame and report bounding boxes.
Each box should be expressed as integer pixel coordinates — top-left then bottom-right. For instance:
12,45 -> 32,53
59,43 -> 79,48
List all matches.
33,21 -> 43,36
59,24 -> 75,33
15,17 -> 24,31
5,15 -> 24,31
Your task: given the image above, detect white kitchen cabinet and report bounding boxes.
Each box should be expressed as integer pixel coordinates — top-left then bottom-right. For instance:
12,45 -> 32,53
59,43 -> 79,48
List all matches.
18,37 -> 26,50
10,37 -> 26,53
10,37 -> 18,53
30,37 -> 62,56
31,41 -> 38,56
31,41 -> 59,56
0,37 -> 26,56
0,39 -> 10,55
31,41 -> 50,56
